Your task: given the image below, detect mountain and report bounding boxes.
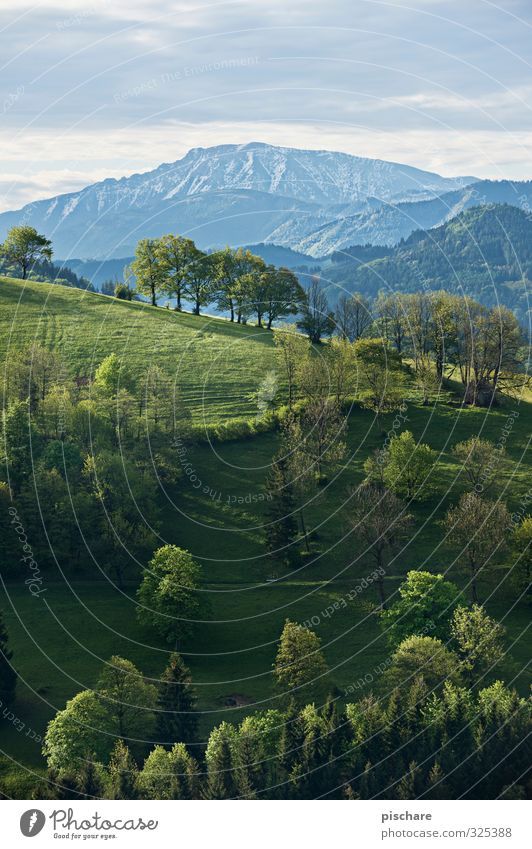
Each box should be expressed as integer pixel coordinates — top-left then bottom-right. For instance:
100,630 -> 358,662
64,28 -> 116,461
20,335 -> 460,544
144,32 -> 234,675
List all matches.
295,180 -> 532,255
326,204 -> 532,322
0,142 -> 474,259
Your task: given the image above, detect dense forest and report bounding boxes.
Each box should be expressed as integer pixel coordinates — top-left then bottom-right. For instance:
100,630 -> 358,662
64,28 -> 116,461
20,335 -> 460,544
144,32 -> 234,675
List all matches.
326,205 -> 532,322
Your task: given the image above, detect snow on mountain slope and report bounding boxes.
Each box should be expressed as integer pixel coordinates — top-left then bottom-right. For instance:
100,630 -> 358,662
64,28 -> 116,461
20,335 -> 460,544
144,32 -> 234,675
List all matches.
0,143 -> 474,259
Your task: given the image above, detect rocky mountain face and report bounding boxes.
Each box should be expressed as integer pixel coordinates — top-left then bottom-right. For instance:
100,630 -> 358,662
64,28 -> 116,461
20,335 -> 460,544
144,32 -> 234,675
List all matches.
0,142 -> 476,259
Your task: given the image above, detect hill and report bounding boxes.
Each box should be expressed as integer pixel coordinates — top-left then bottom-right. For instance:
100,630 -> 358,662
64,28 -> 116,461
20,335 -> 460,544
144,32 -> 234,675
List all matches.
0,276 -> 279,423
326,204 -> 532,321
295,179 -> 532,255
0,142 -> 473,259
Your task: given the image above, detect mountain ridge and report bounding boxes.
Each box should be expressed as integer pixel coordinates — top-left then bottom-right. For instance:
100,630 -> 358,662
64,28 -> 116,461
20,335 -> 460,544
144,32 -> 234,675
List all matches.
0,142 -> 475,259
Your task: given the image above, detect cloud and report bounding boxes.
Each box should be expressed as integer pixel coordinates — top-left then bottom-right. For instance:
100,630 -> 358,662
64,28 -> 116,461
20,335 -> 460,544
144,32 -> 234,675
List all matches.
0,0 -> 531,208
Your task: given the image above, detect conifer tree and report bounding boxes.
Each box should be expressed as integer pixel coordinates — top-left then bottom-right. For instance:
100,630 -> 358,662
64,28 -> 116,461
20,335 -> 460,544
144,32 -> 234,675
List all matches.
156,653 -> 198,746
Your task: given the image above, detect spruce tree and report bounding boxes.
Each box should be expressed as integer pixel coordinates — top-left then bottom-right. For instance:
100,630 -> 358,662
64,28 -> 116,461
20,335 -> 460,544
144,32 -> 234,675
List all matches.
156,653 -> 198,746
106,740 -> 138,800
76,760 -> 104,799
205,722 -> 238,799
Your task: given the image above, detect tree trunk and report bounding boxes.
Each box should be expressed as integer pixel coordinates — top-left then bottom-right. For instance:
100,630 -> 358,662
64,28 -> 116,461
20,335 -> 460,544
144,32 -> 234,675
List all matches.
151,284 -> 156,307
299,509 -> 310,552
229,301 -> 234,322
470,561 -> 479,604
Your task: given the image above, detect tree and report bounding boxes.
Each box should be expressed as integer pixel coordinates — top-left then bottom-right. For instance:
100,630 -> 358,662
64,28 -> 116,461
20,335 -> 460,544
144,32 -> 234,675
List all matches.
273,325 -> 310,410
213,247 -> 261,322
380,571 -> 462,647
156,653 -> 198,746
83,450 -> 158,587
447,299 -> 526,406
353,337 -> 405,420
264,454 -> 299,568
413,353 -> 440,405
137,545 -> 204,647
452,436 -> 506,492
130,238 -> 166,306
96,656 -> 158,741
510,516 -> 532,603
444,492 -> 510,603
450,604 -> 506,683
273,620 -> 329,702
43,690 -> 116,772
0,482 -> 20,575
385,635 -> 461,692
1,400 -> 38,492
301,396 -> 346,482
76,760 -> 105,799
205,721 -> 238,799
382,430 -> 437,501
279,415 -> 316,551
93,352 -> 136,398
0,225 -> 52,278
157,234 -> 196,311
297,277 -> 335,343
183,248 -> 215,315
114,282 -> 134,300
263,266 -> 305,329
335,292 -> 373,341
138,743 -> 199,799
6,343 -> 61,408
141,363 -> 186,436
0,609 -> 16,704
327,337 -> 356,407
106,739 -> 138,799
347,484 -> 412,608
375,292 -> 408,353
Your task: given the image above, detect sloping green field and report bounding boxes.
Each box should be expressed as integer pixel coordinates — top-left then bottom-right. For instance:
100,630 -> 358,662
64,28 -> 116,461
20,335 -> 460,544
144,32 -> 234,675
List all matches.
0,276 -> 278,422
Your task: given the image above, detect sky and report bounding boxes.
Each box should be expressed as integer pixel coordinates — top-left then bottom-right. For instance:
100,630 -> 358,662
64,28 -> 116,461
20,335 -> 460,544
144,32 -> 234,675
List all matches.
0,0 -> 531,210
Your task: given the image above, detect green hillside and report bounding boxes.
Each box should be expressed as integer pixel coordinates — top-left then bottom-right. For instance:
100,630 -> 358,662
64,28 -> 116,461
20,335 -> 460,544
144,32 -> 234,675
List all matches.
328,204 -> 532,321
0,275 -> 278,423
0,271 -> 530,797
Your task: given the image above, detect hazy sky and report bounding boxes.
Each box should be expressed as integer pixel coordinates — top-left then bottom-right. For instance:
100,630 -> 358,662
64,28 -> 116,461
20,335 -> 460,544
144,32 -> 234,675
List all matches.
1,0 -> 531,210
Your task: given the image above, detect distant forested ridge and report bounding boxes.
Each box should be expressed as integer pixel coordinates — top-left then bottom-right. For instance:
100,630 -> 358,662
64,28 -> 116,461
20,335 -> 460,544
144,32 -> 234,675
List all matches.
326,204 -> 532,323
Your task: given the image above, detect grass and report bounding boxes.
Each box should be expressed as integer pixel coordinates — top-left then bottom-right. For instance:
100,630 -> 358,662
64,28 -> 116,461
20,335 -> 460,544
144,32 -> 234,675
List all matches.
0,276 -> 530,777
0,276 -> 279,423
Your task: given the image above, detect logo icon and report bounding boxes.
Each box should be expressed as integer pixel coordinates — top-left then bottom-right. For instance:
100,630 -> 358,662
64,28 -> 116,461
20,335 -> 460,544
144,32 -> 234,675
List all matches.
20,810 -> 46,837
